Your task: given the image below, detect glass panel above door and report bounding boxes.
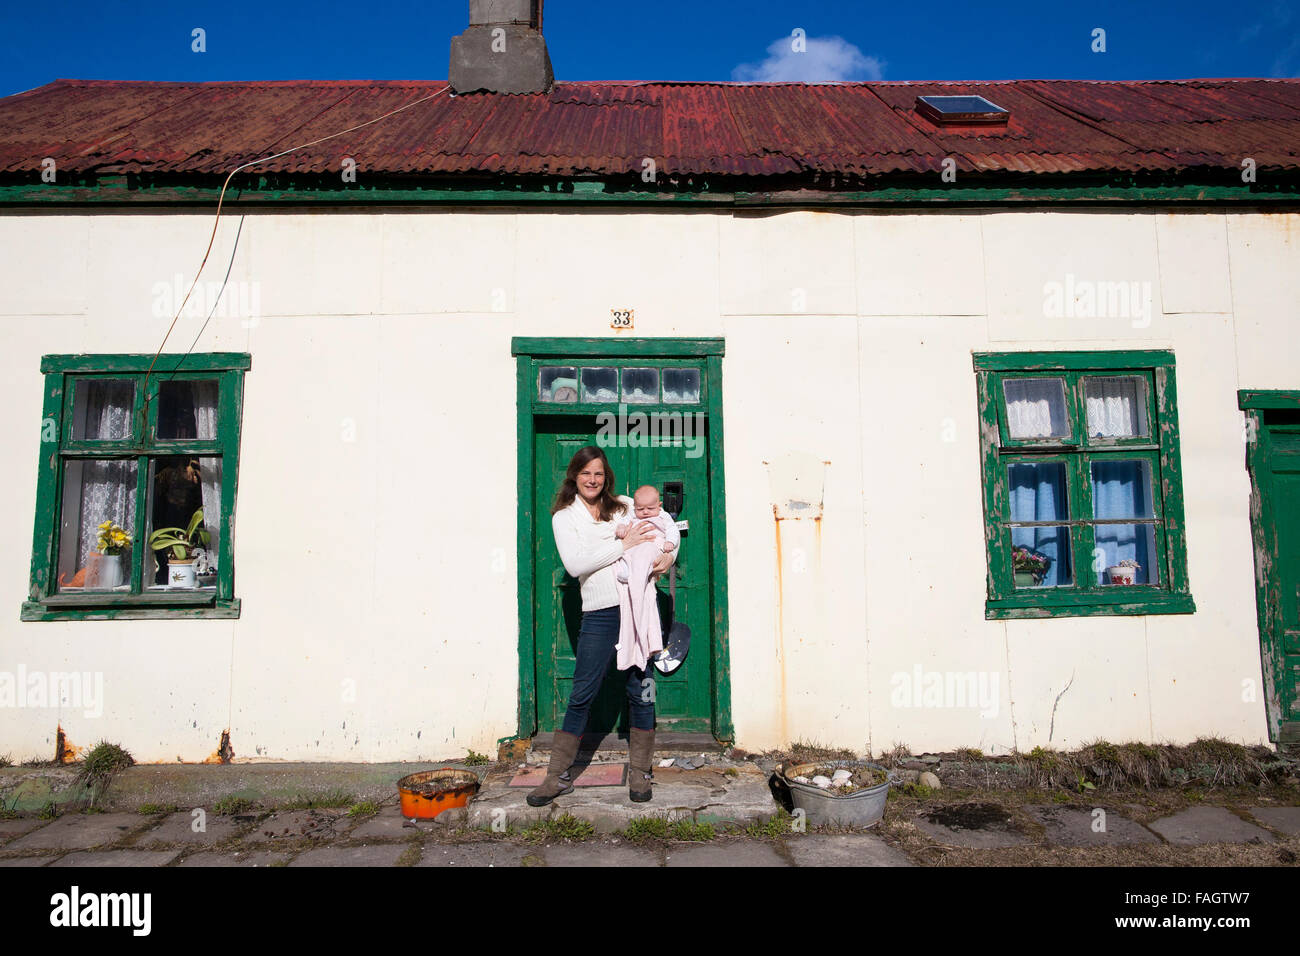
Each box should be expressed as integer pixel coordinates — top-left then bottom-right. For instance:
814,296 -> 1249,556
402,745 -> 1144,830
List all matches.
539,366 -> 578,403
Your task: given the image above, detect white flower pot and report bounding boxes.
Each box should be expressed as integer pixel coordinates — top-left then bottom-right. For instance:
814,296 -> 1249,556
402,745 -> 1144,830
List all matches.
85,551 -> 125,589
1106,565 -> 1137,586
167,559 -> 198,588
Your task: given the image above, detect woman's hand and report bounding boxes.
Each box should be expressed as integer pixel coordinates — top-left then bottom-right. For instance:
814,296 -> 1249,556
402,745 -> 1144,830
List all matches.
620,521 -> 656,551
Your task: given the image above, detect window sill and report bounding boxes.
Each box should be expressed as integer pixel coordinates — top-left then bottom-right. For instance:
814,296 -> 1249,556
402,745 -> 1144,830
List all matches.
20,595 -> 240,621
986,591 -> 1195,620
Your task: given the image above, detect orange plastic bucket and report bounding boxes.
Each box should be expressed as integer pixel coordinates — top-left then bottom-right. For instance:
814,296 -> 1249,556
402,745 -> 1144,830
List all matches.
397,769 -> 480,820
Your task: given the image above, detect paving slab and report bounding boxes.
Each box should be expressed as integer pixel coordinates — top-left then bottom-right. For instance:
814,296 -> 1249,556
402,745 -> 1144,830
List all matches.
542,843 -> 662,866
49,849 -> 182,867
136,811 -> 250,846
0,817 -> 49,844
241,809 -> 348,844
415,842 -> 541,867
911,804 -> 1029,849
6,813 -> 148,851
1246,806 -> 1300,837
176,850 -> 292,867
781,834 -> 915,866
1025,805 -> 1159,847
1148,806 -> 1277,845
289,844 -> 412,866
664,841 -> 789,867
348,806 -> 441,840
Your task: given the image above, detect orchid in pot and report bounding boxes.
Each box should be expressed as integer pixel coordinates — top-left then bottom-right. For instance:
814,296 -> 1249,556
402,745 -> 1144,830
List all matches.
1011,546 -> 1051,588
85,520 -> 131,589
148,509 -> 210,588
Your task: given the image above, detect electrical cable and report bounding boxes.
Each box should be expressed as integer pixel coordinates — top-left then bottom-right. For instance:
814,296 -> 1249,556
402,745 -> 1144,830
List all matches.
163,213 -> 246,383
142,83 -> 453,403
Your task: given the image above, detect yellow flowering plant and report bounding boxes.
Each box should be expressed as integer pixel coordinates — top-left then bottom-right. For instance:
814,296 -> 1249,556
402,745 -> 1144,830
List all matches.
95,520 -> 132,556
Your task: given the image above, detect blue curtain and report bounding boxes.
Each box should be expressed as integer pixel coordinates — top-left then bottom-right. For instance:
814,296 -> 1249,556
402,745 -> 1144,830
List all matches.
1008,463 -> 1071,586
1091,461 -> 1153,584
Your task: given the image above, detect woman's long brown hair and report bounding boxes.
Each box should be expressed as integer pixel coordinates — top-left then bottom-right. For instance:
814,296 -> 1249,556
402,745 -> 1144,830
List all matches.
551,446 -> 627,521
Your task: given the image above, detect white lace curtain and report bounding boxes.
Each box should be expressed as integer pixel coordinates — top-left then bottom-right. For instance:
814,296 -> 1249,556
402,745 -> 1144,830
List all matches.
1004,379 -> 1068,438
1085,376 -> 1147,438
191,381 -> 222,571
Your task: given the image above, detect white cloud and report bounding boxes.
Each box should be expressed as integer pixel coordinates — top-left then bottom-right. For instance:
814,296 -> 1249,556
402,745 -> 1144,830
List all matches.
732,34 -> 885,83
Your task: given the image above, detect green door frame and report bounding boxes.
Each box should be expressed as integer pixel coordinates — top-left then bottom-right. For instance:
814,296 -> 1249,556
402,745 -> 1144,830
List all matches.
512,337 -> 733,743
1239,388 -> 1300,743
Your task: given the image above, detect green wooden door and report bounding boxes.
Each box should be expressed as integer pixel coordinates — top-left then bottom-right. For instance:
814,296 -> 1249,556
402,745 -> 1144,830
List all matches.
1248,408 -> 1300,743
533,415 -> 713,735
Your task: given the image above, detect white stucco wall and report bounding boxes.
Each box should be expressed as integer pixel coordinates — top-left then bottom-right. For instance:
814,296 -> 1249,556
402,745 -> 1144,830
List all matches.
0,205 -> 1294,762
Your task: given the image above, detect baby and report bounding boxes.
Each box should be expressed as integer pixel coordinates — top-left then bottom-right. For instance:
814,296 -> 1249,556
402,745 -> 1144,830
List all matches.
612,485 -> 680,671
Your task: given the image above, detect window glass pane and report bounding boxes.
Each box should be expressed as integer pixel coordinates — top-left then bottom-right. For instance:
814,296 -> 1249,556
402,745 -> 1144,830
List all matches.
539,367 -> 577,403
1008,462 -> 1069,522
1003,377 -> 1069,438
57,459 -> 137,591
1091,460 -> 1154,519
622,368 -> 659,404
1008,461 -> 1071,587
663,368 -> 701,404
1085,376 -> 1149,438
148,456 -> 221,589
1011,528 -> 1073,587
158,379 -> 219,440
71,379 -> 133,440
580,367 -> 618,403
1094,524 -> 1158,586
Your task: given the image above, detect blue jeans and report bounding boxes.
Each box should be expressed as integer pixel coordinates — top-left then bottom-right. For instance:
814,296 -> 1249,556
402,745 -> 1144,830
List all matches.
560,605 -> 656,735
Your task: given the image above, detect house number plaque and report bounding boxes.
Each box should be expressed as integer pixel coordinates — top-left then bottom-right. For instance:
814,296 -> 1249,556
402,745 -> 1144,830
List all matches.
610,308 -> 634,329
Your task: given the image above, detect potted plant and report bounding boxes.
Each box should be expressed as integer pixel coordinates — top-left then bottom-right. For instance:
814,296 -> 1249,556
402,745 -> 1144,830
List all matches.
1012,546 -> 1050,587
85,520 -> 131,589
1105,559 -> 1140,585
148,509 -> 210,589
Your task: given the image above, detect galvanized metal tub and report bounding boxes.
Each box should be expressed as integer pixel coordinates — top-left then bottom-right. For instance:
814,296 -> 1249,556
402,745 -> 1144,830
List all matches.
779,760 -> 895,827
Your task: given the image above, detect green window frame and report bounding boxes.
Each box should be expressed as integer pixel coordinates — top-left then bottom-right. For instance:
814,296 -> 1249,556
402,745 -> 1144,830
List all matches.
22,353 -> 249,621
973,350 -> 1194,619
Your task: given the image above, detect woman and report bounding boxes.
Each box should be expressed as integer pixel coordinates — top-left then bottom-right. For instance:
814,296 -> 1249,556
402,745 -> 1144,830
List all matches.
527,446 -> 675,806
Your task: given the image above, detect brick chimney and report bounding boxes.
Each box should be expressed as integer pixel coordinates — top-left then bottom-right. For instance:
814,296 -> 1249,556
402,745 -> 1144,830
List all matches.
449,0 -> 554,94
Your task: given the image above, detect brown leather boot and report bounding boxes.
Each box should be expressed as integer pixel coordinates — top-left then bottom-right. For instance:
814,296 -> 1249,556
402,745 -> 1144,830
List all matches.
628,727 -> 655,802
526,731 -> 581,807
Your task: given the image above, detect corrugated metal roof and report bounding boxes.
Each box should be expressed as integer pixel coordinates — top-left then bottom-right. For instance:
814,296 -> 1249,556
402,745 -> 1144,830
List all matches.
0,77 -> 1297,182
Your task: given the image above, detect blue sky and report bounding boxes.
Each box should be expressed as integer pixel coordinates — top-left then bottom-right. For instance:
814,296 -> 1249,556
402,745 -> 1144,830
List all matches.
1,0 -> 1297,97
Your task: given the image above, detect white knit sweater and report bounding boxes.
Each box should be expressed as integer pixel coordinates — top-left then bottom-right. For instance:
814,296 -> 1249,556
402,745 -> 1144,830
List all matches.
552,495 -> 676,611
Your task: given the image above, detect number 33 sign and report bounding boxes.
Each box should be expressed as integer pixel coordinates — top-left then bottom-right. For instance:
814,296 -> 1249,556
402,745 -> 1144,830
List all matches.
610,308 -> 634,329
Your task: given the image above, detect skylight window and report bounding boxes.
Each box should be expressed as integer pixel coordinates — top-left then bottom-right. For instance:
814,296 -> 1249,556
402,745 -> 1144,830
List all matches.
916,95 -> 1010,125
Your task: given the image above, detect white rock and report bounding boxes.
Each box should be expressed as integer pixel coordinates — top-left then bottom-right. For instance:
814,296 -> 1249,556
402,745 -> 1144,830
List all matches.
793,776 -> 811,784
659,758 -> 675,768
812,775 -> 833,789
919,771 -> 942,789
831,769 -> 853,784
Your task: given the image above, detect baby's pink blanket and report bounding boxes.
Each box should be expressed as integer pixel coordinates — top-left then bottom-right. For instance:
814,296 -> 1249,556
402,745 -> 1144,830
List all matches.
614,511 -> 673,671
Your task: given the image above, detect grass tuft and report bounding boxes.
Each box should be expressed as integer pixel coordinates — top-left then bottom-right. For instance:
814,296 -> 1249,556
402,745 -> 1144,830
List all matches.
213,795 -> 257,816
75,741 -> 134,807
521,813 -> 594,843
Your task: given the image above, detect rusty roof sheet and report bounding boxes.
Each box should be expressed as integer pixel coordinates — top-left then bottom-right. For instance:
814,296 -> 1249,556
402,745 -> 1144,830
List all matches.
0,77 -> 1297,182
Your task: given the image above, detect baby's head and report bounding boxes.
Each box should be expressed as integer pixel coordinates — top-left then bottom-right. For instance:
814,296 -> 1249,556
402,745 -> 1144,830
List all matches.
633,485 -> 661,518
